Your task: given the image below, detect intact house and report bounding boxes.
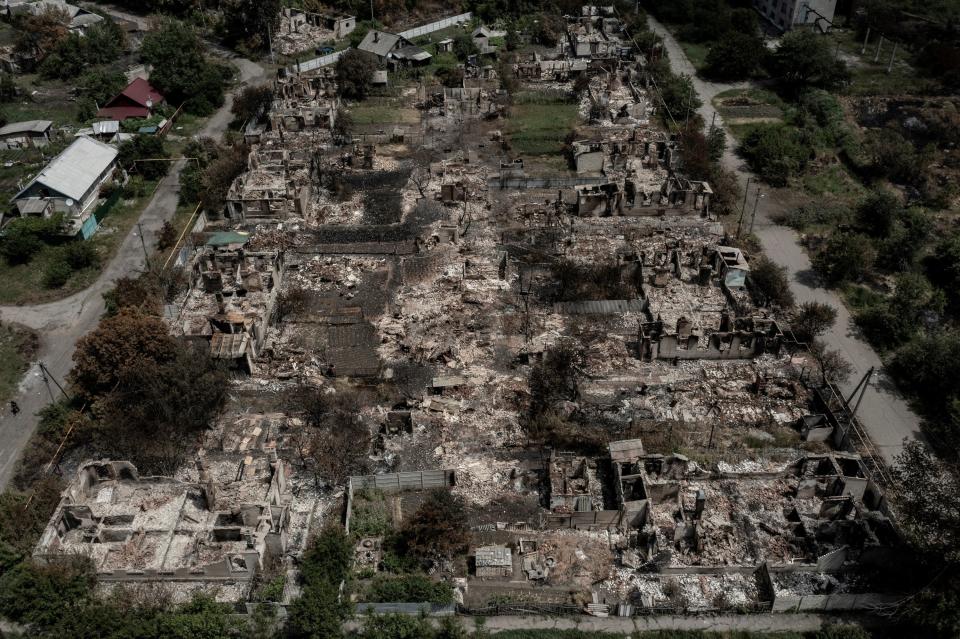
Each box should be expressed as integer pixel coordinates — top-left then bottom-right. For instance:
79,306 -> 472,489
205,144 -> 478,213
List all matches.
0,119 -> 53,149
753,0 -> 836,32
96,78 -> 165,121
11,136 -> 119,236
357,30 -> 431,68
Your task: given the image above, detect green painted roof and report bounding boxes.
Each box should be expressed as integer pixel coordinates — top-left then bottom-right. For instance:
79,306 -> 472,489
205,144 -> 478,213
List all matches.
206,231 -> 250,246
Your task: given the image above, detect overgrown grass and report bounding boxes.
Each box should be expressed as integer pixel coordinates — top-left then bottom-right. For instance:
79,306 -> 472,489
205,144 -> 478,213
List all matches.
507,90 -> 579,156
800,163 -> 867,200
841,282 -> 886,313
679,40 -> 709,71
830,29 -> 929,97
0,323 -> 37,405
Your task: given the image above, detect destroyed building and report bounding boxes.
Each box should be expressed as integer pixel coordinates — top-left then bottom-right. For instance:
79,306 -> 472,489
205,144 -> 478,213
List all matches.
170,242 -> 284,373
34,456 -> 292,583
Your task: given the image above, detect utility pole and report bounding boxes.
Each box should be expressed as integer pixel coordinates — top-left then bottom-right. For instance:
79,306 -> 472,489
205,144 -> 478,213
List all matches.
684,81 -> 692,129
749,188 -> 763,235
38,361 -> 71,401
137,222 -> 152,270
886,42 -> 898,73
370,0 -> 374,22
736,176 -> 752,238
874,35 -> 884,63
860,26 -> 870,54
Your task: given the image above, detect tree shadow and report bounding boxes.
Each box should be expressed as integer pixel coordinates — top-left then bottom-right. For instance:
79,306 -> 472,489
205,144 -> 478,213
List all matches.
794,268 -> 823,289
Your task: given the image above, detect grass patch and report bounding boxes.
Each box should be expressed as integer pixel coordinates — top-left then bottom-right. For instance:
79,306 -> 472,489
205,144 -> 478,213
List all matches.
678,40 -> 709,71
0,179 -> 159,305
350,488 -> 392,538
801,163 -> 867,200
0,323 -> 38,405
841,282 -> 886,313
830,29 -> 929,97
507,90 -> 579,156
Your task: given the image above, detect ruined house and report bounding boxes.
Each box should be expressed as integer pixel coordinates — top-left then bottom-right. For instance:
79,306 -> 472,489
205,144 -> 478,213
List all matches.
172,244 -> 284,373
34,457 -> 292,583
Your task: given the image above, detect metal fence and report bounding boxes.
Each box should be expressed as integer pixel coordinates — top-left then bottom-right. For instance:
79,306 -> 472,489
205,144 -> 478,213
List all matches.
289,12 -> 472,73
398,12 -> 472,39
293,48 -> 348,73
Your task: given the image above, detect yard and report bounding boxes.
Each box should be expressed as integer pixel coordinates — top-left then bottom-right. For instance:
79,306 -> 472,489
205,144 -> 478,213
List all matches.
0,178 -> 159,305
348,99 -> 421,127
506,90 -> 579,158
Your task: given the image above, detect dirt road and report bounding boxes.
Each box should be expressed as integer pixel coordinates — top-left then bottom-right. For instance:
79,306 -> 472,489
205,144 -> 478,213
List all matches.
0,58 -> 268,488
646,15 -> 923,464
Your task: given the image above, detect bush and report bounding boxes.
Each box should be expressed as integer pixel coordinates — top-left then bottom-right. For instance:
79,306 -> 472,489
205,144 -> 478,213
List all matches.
0,214 -> 64,265
366,574 -> 454,604
791,301 -> 838,343
748,256 -> 795,308
813,233 -> 876,285
854,188 -> 902,238
118,135 -> 169,180
62,242 -> 98,270
399,489 -> 468,561
739,124 -> 809,186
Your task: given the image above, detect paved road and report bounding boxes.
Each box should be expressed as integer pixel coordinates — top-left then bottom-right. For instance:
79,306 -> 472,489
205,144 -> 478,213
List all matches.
0,58 -> 268,489
647,16 -> 923,464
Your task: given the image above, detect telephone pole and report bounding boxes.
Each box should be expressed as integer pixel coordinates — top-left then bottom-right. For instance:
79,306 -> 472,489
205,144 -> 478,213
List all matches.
137,223 -> 152,270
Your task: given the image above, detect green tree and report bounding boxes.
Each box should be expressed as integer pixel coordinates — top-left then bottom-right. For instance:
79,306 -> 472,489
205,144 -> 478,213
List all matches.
118,135 -> 170,180
926,233 -> 960,310
452,33 -> 479,61
704,32 -> 765,81
813,232 -> 876,285
222,0 -> 281,54
0,557 -> 94,628
855,188 -> 902,238
287,526 -> 353,639
0,214 -> 65,265
78,68 -> 126,107
767,29 -> 850,94
0,73 -> 17,102
791,301 -> 838,343
399,489 -> 468,561
141,19 -> 231,115
231,83 -> 274,126
739,124 -> 808,186
748,255 -> 795,308
83,18 -> 127,64
334,49 -> 377,100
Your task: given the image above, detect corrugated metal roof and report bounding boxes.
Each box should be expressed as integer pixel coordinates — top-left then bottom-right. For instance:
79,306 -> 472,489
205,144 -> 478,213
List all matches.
0,120 -> 52,137
358,30 -> 402,57
554,299 -> 645,315
91,120 -> 120,135
15,136 -> 118,202
475,545 -> 511,566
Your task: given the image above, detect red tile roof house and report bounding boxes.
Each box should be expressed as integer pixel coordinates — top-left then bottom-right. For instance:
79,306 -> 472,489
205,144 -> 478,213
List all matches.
95,78 -> 165,121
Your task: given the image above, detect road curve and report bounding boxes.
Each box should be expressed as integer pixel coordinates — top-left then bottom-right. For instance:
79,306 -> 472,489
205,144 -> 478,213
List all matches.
646,15 -> 923,464
0,57 -> 269,488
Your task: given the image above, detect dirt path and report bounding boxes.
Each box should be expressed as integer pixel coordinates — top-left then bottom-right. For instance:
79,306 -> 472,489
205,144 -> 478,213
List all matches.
0,57 -> 269,489
646,15 -> 923,464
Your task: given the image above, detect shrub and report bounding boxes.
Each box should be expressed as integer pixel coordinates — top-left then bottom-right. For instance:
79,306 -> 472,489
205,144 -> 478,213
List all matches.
748,256 -> 795,308
366,574 -> 454,604
62,242 -> 98,270
399,489 -> 468,561
813,233 -> 876,285
791,301 -> 838,343
739,124 -> 809,186
42,257 -> 72,288
0,214 -> 64,265
704,32 -> 765,81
